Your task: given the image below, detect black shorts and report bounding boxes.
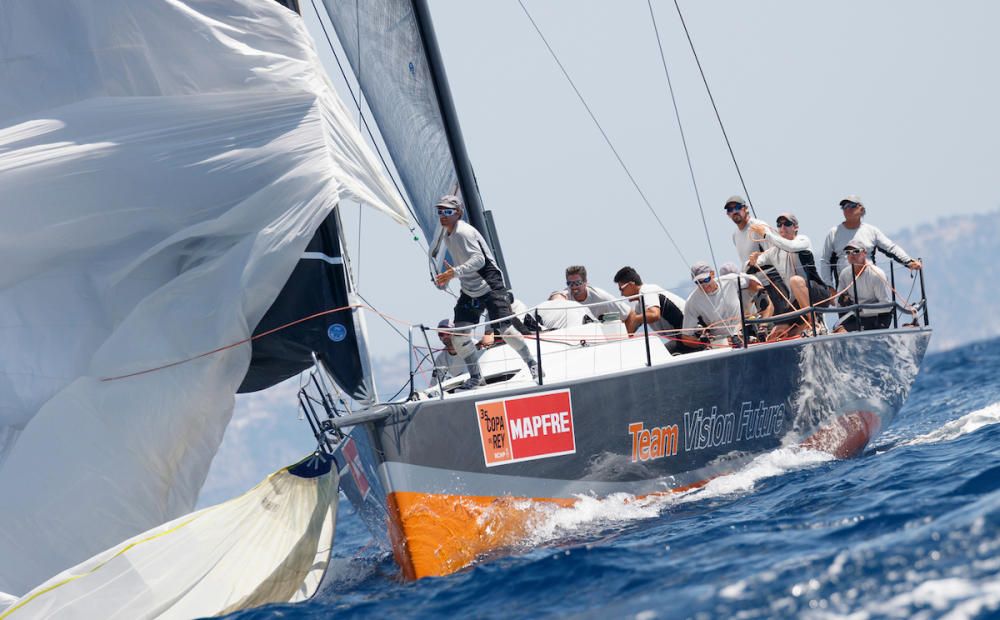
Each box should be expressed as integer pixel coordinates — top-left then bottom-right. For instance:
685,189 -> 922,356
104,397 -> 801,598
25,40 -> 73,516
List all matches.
840,312 -> 893,332
454,288 -> 513,331
766,277 -> 832,325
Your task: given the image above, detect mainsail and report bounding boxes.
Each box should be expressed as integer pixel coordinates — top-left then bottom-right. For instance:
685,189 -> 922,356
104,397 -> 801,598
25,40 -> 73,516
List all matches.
0,0 -> 408,597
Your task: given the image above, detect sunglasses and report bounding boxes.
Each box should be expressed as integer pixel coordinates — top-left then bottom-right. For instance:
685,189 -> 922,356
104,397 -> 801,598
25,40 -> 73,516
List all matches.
724,205 -> 744,213
777,220 -> 796,228
566,279 -> 585,287
696,275 -> 712,285
436,208 -> 458,217
844,248 -> 865,256
840,202 -> 860,210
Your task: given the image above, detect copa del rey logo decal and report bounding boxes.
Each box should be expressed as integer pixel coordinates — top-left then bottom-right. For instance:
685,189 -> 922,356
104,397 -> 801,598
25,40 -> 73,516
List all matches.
476,389 -> 576,467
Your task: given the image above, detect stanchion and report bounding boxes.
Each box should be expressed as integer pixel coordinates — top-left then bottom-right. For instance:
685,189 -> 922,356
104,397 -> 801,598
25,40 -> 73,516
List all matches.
640,295 -> 652,366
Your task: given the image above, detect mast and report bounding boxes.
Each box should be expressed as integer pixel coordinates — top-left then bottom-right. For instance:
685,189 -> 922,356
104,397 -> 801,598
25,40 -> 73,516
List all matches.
411,0 -> 512,285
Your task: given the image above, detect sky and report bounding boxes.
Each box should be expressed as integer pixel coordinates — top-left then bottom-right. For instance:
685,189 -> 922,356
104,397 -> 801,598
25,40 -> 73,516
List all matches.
200,0 -> 1000,505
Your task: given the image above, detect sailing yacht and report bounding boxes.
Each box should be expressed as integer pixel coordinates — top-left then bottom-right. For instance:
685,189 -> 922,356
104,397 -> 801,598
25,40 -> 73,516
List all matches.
0,0 -> 930,616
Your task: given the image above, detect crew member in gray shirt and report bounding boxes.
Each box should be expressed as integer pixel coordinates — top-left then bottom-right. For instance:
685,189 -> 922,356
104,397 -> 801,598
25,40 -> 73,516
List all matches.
822,194 -> 922,287
432,195 -> 538,389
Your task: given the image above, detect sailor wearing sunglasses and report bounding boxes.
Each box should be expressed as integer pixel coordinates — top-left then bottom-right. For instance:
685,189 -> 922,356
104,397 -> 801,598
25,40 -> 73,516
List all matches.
833,238 -> 894,333
748,213 -> 833,337
681,261 -> 762,350
432,195 -> 538,389
821,195 -> 921,287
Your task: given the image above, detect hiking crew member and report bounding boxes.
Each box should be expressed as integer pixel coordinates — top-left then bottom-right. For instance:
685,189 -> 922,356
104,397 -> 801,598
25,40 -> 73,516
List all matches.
822,194 -> 922,287
749,213 -> 832,336
682,261 -> 762,350
725,195 -> 775,319
613,266 -> 686,353
834,238 -> 895,333
432,195 -> 538,389
562,265 -> 629,320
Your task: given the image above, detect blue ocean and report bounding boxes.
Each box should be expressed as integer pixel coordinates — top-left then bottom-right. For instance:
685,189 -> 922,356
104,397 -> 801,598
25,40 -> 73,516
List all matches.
231,337 -> 1000,619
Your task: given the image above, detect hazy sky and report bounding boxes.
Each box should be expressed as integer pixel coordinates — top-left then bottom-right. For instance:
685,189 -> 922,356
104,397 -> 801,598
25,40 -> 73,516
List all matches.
203,0 -> 1000,504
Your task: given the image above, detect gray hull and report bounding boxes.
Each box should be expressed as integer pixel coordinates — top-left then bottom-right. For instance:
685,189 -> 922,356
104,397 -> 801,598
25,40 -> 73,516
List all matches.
334,329 -> 930,578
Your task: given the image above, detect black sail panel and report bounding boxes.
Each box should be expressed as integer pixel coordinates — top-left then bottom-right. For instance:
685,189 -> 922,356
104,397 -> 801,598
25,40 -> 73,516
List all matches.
238,209 -> 367,400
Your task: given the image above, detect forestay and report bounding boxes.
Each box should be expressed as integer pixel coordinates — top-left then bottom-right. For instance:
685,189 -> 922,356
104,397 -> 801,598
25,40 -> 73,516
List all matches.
0,0 -> 407,597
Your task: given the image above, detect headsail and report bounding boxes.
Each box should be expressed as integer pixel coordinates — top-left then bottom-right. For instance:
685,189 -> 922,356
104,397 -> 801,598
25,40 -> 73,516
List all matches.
239,207 -> 373,402
0,0 -> 407,596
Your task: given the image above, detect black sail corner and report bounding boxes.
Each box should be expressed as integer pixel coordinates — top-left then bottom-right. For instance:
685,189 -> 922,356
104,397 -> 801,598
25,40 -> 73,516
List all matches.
238,210 -> 367,400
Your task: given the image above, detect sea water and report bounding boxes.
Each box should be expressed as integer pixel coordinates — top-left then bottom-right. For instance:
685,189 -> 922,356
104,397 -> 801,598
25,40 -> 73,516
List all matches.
229,337 -> 1000,619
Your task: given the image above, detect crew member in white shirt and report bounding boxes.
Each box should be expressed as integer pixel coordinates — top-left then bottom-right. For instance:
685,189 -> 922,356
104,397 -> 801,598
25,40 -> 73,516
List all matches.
561,265 -> 629,320
748,212 -> 832,338
834,238 -> 895,332
683,261 -> 762,350
612,266 -> 686,341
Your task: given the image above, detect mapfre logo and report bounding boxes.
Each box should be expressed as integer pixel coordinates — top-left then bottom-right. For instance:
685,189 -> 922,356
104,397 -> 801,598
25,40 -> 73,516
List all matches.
476,389 -> 576,467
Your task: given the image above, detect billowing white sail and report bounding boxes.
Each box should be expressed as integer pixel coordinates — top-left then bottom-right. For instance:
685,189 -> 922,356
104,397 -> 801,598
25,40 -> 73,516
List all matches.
0,0 -> 409,596
2,457 -> 337,619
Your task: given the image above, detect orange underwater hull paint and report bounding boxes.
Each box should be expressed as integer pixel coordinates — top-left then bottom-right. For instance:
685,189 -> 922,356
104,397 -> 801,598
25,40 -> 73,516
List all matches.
387,479 -> 714,580
801,411 -> 881,459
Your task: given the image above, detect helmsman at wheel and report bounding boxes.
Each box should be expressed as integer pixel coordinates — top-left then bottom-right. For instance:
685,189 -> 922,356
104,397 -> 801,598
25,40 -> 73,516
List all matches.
432,195 -> 539,389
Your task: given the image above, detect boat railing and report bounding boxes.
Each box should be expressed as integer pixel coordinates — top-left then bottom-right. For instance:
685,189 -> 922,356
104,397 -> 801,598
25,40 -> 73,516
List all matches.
407,259 -> 929,396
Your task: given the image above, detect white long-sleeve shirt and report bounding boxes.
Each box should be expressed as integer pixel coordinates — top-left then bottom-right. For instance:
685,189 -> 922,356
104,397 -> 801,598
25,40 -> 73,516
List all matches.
754,230 -> 813,286
822,222 -> 913,286
443,220 -> 499,297
683,273 -> 760,341
732,217 -> 772,266
837,264 -> 892,317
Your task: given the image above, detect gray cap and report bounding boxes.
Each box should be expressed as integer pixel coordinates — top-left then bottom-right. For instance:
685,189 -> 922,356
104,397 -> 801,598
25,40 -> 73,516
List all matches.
724,195 -> 747,209
691,260 -> 713,281
437,318 -> 453,329
719,261 -> 739,276
839,194 -> 863,207
776,212 -> 798,226
435,195 -> 462,210
844,237 -> 869,252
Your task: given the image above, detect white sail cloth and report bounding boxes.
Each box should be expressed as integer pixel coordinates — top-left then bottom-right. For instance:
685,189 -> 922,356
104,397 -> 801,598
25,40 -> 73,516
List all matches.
1,461 -> 337,619
0,0 -> 408,596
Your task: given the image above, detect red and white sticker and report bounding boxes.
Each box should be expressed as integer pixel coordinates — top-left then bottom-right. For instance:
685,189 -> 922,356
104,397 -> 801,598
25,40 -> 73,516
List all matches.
475,389 -> 576,467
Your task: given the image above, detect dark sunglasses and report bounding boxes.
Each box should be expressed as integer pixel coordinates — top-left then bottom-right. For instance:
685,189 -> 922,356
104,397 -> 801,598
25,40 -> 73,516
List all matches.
840,202 -> 860,210
436,207 -> 458,217
724,204 -> 744,213
844,248 -> 865,256
777,220 -> 796,228
566,279 -> 585,287
696,275 -> 712,285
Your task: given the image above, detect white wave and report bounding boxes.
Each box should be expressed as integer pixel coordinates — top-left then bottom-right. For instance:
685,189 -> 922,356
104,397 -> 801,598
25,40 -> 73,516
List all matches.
806,576 -> 1000,620
523,447 -> 832,547
684,448 -> 833,502
904,402 -> 1000,446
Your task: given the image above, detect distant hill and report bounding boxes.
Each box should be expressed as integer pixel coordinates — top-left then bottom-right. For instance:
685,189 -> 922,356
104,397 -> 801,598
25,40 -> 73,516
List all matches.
889,209 -> 1000,352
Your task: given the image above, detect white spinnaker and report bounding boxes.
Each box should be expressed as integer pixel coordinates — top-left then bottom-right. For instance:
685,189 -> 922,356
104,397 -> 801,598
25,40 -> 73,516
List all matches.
0,0 -> 408,596
1,460 -> 337,619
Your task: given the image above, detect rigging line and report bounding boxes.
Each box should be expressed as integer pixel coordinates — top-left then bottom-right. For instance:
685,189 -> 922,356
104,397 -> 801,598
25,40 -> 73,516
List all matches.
356,292 -> 411,343
517,0 -> 689,267
672,0 -> 757,219
354,0 -> 363,285
647,0 -> 718,274
307,0 -> 423,240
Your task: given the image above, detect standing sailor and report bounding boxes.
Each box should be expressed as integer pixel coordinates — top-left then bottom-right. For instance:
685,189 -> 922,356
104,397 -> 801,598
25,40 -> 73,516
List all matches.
432,195 -> 538,389
822,195 -> 922,287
